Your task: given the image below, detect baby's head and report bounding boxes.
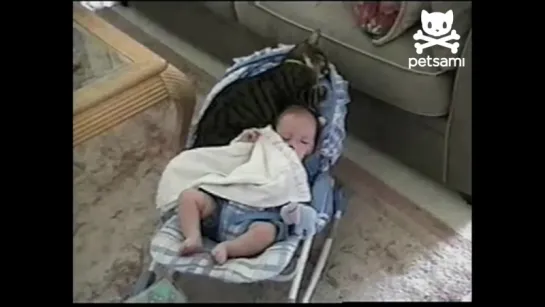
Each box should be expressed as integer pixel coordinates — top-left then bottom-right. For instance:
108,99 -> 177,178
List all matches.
274,105 -> 319,160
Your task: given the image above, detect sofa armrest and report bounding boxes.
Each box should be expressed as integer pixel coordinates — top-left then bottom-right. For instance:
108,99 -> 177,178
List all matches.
444,30 -> 472,196
202,1 -> 237,22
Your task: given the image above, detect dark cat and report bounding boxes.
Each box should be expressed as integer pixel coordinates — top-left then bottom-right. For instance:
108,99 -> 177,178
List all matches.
191,30 -> 330,149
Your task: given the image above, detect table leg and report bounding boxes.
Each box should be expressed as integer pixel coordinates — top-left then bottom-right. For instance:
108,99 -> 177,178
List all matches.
160,64 -> 197,153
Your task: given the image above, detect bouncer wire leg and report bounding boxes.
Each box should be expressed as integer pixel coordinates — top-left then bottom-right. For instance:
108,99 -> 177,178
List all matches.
131,213 -> 173,296
301,210 -> 342,303
131,260 -> 159,296
288,237 -> 313,303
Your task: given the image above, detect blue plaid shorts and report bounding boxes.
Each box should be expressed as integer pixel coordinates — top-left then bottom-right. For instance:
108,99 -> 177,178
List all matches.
200,190 -> 288,243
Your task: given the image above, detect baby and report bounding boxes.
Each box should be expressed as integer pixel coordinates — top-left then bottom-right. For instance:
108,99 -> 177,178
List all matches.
177,105 -> 319,264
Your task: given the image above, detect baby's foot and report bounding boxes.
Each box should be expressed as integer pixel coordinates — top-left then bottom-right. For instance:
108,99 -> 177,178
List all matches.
211,243 -> 228,264
179,236 -> 203,256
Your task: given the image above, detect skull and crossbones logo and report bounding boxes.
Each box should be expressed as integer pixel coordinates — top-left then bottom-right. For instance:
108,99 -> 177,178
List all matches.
413,9 -> 460,55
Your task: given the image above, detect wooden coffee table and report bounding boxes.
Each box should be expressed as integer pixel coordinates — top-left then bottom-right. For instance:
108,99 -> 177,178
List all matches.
73,4 -> 195,150
73,5 -> 197,301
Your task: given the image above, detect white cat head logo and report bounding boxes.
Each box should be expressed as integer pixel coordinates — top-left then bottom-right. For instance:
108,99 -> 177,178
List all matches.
413,10 -> 460,54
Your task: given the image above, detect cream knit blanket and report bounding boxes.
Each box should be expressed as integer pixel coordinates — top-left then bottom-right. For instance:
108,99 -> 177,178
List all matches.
156,125 -> 311,212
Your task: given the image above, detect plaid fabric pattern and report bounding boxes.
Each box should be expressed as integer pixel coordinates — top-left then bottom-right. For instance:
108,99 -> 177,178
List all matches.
186,44 -> 350,174
150,214 -> 300,283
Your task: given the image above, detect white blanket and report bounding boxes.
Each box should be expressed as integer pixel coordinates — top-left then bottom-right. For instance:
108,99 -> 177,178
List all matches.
156,125 -> 311,212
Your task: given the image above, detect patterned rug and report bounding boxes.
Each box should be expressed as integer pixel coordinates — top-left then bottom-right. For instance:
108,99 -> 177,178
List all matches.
73,8 -> 471,302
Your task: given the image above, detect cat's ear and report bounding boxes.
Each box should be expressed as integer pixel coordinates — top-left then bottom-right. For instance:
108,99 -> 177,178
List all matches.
306,29 -> 322,47
421,9 -> 429,20
287,29 -> 322,60
445,10 -> 453,22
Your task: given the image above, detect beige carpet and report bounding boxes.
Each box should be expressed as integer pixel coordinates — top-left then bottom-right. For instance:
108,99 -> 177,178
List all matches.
73,8 -> 471,302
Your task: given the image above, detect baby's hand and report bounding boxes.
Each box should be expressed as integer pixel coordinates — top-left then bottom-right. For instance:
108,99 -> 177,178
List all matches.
239,129 -> 261,143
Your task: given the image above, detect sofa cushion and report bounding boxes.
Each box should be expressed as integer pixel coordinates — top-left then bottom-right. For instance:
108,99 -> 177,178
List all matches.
234,1 -> 453,116
202,1 -> 238,22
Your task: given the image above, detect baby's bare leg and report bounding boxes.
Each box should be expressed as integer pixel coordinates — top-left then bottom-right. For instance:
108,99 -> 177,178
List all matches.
177,188 -> 216,255
211,222 -> 276,264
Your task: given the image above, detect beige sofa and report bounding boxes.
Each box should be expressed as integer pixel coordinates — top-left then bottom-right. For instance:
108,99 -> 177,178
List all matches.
131,1 -> 472,199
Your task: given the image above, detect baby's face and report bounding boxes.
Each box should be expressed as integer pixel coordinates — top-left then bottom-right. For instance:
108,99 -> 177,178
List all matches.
276,112 -> 317,160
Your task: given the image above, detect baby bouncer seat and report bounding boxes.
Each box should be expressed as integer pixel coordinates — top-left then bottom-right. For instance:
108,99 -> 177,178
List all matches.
132,43 -> 351,303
